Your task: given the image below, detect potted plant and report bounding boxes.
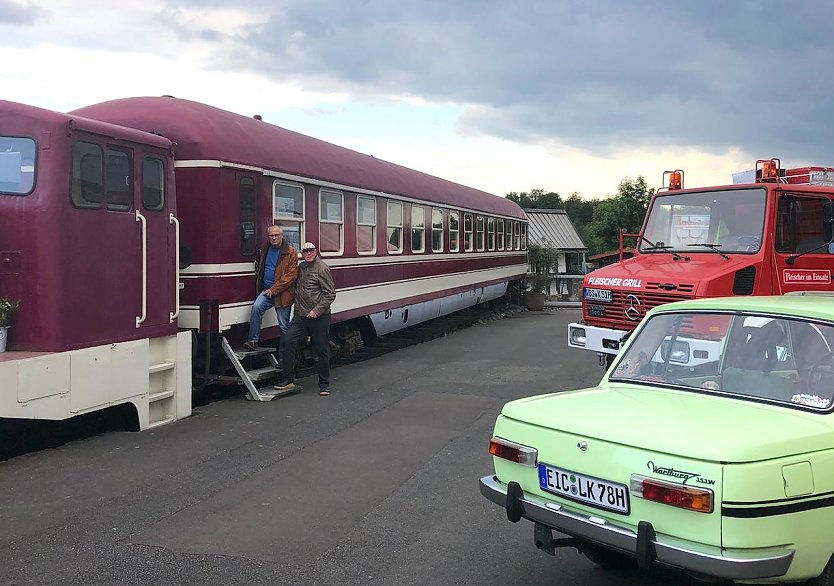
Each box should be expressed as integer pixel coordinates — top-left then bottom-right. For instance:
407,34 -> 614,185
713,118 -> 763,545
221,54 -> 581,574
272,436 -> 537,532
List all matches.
524,273 -> 550,311
524,243 -> 555,310
0,298 -> 20,352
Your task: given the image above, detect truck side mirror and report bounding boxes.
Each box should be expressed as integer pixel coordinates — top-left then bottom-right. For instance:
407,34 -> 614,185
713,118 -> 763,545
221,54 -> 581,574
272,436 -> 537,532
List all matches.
825,202 -> 834,242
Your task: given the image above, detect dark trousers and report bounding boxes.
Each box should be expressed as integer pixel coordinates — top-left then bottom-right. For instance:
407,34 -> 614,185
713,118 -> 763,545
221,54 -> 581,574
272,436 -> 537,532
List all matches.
282,312 -> 331,388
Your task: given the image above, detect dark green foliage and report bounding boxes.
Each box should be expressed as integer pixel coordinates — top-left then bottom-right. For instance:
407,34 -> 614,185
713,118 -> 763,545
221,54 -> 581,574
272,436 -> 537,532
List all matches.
506,188 -> 564,209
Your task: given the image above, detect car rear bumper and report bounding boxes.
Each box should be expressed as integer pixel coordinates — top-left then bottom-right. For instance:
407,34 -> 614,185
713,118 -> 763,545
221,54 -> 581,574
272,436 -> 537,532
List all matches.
479,475 -> 794,580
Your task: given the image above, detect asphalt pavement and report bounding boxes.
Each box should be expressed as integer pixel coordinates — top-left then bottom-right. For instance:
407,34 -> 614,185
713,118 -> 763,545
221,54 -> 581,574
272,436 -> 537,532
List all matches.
0,309 -> 702,585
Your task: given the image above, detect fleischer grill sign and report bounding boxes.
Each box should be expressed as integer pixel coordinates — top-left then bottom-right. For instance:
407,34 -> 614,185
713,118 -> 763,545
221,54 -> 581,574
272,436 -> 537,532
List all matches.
583,288 -> 613,303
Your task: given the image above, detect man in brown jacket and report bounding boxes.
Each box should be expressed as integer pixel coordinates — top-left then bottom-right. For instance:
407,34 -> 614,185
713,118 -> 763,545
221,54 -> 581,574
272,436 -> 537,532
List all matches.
274,241 -> 336,395
245,225 -> 298,359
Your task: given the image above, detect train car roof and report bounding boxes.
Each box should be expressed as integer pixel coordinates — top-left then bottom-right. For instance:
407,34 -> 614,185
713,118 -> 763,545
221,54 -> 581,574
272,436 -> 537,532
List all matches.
0,100 -> 172,150
71,96 -> 526,219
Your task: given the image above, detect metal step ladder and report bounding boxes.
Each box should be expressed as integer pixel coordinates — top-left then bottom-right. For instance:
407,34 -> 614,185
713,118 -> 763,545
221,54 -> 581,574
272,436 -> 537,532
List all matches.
220,337 -> 298,402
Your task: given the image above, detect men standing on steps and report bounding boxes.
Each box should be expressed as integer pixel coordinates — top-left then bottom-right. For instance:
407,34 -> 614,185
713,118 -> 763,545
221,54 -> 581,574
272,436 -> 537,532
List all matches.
274,242 -> 337,396
245,225 -> 298,363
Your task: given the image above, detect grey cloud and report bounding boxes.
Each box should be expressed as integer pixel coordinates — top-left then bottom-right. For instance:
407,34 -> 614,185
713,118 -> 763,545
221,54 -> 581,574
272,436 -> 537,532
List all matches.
170,0 -> 834,161
0,0 -> 44,25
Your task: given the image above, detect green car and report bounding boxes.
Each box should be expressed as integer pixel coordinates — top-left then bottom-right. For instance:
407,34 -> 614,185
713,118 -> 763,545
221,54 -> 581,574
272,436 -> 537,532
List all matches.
480,294 -> 834,584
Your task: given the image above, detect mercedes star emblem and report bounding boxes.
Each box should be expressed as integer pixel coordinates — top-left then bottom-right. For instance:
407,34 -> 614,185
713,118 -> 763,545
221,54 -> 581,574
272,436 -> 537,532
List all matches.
624,294 -> 641,321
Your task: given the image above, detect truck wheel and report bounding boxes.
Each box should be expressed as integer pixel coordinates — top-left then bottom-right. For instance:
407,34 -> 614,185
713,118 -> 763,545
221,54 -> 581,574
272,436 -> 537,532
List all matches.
579,542 -> 636,570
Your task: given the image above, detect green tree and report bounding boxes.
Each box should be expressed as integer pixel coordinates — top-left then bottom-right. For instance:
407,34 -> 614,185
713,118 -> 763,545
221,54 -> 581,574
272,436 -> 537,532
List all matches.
586,176 -> 654,253
506,188 -> 564,209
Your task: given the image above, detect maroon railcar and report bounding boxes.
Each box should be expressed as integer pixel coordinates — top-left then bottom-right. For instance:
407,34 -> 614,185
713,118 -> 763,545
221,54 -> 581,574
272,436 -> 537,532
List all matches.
73,97 -> 528,342
0,96 -> 527,424
0,100 -> 189,429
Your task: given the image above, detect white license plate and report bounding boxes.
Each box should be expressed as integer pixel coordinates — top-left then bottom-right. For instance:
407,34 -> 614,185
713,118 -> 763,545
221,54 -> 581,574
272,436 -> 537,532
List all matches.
584,288 -> 612,303
538,463 -> 630,514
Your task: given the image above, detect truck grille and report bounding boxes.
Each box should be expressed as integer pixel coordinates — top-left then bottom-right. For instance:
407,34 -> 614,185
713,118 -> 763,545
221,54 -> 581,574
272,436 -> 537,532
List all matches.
585,290 -> 694,330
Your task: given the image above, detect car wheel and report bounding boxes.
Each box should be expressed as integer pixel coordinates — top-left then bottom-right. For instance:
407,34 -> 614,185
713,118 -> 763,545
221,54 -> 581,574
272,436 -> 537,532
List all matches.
579,542 -> 636,570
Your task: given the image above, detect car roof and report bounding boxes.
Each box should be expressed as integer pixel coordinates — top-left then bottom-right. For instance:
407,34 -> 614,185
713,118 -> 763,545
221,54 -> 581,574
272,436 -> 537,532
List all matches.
649,293 -> 834,322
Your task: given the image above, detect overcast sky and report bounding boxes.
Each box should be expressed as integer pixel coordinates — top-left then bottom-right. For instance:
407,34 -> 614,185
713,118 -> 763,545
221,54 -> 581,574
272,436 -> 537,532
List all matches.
3,0 -> 833,199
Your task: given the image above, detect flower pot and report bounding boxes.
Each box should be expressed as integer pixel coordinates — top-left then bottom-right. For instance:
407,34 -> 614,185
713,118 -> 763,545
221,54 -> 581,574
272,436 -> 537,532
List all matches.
0,326 -> 8,352
524,290 -> 546,311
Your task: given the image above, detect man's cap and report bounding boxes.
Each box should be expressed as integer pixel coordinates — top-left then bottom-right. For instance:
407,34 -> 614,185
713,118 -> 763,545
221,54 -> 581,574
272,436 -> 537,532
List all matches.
301,242 -> 317,251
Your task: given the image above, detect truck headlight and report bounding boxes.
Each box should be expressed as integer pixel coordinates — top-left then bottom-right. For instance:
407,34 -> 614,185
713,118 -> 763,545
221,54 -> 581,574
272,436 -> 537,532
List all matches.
570,326 -> 586,346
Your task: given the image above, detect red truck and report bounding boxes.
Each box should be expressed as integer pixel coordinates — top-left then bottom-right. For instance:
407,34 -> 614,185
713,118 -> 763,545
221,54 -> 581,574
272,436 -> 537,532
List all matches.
568,159 -> 834,365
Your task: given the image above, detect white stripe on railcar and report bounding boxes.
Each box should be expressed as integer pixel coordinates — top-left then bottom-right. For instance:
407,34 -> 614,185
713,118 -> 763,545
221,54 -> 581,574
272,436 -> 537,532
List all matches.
176,263 -> 526,330
180,251 -> 524,277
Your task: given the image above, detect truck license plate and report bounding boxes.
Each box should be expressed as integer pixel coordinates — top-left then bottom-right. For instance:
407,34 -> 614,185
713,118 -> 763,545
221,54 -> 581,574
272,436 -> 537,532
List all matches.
583,288 -> 612,303
538,463 -> 630,514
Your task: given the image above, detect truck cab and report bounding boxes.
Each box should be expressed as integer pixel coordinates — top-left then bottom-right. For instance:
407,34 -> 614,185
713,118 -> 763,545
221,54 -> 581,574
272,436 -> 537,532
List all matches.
568,160 -> 834,363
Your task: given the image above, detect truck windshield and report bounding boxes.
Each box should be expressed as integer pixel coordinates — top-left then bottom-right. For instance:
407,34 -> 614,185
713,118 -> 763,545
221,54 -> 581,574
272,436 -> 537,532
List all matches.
0,136 -> 36,195
640,188 -> 766,254
610,310 -> 834,412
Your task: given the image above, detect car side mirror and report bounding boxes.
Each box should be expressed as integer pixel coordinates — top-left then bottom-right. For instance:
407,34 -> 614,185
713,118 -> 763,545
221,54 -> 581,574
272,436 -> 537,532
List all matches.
824,202 -> 834,242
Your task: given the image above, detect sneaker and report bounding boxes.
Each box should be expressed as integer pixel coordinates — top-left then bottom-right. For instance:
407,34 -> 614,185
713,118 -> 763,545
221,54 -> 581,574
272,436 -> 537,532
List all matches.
319,386 -> 331,396
243,341 -> 259,351
274,380 -> 296,391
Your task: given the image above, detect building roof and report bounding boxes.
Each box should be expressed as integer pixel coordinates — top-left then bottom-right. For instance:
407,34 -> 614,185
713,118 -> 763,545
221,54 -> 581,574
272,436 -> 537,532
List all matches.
524,208 -> 587,251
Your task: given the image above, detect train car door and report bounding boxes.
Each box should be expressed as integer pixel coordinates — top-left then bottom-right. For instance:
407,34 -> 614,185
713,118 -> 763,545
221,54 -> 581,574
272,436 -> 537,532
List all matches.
65,137 -> 174,348
136,152 -> 175,332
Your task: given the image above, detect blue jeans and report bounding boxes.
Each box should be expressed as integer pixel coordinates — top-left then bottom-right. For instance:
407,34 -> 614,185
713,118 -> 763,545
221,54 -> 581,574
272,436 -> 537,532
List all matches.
248,292 -> 291,358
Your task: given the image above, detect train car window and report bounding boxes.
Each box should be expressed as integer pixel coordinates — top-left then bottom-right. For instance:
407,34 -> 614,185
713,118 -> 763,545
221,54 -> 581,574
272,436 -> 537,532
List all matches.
320,188 -> 344,255
141,157 -> 165,210
449,211 -> 460,252
240,177 -> 256,255
514,221 -> 521,250
70,141 -> 104,208
357,196 -> 376,254
0,136 -> 36,195
464,213 -> 473,251
273,181 -> 304,250
497,219 -> 505,251
476,215 -> 485,251
411,205 -> 425,253
505,220 -> 513,250
487,217 -> 495,251
387,201 -> 403,254
521,222 -> 528,250
105,148 -> 132,211
432,208 -> 444,252
776,194 -> 829,254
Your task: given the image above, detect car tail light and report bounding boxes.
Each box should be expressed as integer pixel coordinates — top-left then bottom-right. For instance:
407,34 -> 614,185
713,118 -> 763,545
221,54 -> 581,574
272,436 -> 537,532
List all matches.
489,437 -> 538,467
630,475 -> 713,513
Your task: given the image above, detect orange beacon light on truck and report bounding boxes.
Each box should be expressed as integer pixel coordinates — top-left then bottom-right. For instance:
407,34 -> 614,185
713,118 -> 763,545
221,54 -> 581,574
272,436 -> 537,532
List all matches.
662,169 -> 684,190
